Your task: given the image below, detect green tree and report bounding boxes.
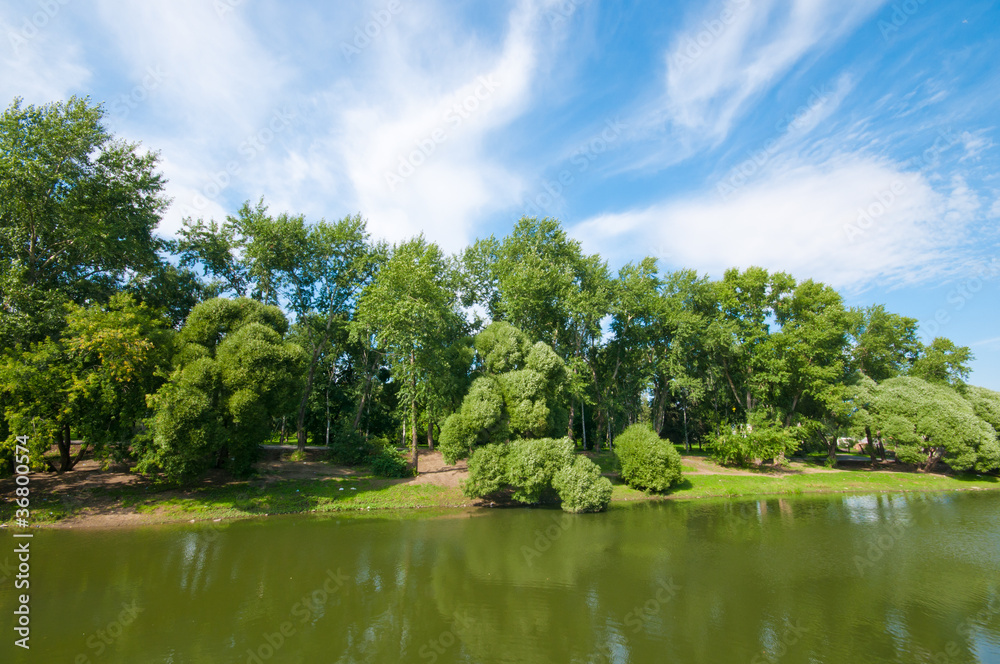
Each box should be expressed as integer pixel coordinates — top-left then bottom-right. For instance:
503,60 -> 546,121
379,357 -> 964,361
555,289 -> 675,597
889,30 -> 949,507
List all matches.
709,266 -> 796,417
438,322 -> 567,463
613,423 -> 684,491
909,337 -> 973,386
874,376 -> 998,472
355,237 -> 462,470
0,96 -> 168,345
140,298 -> 302,480
0,294 -> 171,472
465,218 -> 611,441
846,304 -> 920,381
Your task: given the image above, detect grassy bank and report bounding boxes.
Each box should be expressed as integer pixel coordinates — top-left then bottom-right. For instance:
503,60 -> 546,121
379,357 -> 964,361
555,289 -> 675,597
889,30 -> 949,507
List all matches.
3,461 -> 998,528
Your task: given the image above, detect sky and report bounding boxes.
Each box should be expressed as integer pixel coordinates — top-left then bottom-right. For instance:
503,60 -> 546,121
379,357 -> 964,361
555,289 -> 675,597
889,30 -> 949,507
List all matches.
2,0 -> 999,388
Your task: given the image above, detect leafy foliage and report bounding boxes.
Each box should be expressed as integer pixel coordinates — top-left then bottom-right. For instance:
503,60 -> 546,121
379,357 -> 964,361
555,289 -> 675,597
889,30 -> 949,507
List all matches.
369,444 -> 413,478
613,424 -> 684,491
552,456 -> 613,513
462,438 -> 608,512
440,322 -> 567,462
708,418 -> 798,468
140,298 -> 302,480
874,377 -> 998,472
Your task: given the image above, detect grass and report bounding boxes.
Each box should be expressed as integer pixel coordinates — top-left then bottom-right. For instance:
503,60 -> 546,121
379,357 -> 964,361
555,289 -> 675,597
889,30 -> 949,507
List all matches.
611,466 -> 1000,502
4,454 -> 998,528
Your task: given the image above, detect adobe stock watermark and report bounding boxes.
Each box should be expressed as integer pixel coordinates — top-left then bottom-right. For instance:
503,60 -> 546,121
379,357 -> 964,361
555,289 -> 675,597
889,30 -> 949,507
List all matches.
418,612 -> 474,663
74,601 -> 144,663
384,75 -> 502,191
668,0 -> 751,72
521,513 -> 574,565
878,0 -> 929,41
243,568 -> 349,664
545,0 -> 587,26
750,620 -> 809,664
623,578 -> 680,632
521,117 -> 627,217
180,105 -> 301,218
341,1 -> 403,62
6,0 -> 72,57
214,0 -> 246,19
923,257 -> 1000,339
927,594 -> 1000,664
843,128 -> 961,243
717,86 -> 830,201
108,66 -> 168,121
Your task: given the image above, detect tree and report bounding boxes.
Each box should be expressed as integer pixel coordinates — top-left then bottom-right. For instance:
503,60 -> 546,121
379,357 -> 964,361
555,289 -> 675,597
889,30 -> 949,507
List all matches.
874,376 -> 998,472
613,424 -> 684,492
140,298 -> 302,480
910,337 -> 973,386
465,218 -> 611,441
772,279 -> 850,427
0,96 -> 168,345
709,267 -> 795,417
438,322 -> 567,463
846,304 -> 920,381
355,237 -> 462,470
0,294 -> 171,472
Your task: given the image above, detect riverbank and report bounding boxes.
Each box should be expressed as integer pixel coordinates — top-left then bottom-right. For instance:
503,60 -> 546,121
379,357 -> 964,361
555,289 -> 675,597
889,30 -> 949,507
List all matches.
2,450 -> 997,529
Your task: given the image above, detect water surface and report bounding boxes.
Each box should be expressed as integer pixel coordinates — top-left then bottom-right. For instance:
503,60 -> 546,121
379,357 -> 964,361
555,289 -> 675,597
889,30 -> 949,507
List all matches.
2,491 -> 999,663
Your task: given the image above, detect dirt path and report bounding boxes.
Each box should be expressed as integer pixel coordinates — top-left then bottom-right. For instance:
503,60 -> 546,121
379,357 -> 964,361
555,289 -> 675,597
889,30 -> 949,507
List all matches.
405,450 -> 468,488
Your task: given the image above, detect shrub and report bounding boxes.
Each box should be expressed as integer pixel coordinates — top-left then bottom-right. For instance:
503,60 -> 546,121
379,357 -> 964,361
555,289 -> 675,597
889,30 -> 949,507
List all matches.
614,424 -> 683,491
462,444 -> 510,500
462,438 -> 610,512
505,438 -> 574,504
328,427 -> 375,465
553,456 -> 612,513
708,419 -> 797,468
370,444 -> 412,478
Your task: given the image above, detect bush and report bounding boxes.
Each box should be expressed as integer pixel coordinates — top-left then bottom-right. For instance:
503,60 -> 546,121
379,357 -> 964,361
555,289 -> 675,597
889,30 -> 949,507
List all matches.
370,444 -> 412,478
553,456 -> 612,513
462,444 -> 510,500
328,427 -> 375,465
708,419 -> 797,468
614,424 -> 683,491
463,438 -> 610,512
505,438 -> 574,504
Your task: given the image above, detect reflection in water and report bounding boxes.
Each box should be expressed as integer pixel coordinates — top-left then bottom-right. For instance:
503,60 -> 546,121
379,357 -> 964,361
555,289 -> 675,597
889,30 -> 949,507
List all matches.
2,492 -> 999,663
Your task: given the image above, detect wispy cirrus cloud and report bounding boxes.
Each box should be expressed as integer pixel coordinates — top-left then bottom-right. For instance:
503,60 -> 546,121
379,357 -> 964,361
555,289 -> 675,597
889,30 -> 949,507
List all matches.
572,151 -> 986,291
660,0 -> 886,143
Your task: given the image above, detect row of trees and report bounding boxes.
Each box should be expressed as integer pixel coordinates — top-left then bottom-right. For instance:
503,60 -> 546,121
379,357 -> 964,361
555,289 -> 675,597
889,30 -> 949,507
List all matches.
2,97 -> 999,481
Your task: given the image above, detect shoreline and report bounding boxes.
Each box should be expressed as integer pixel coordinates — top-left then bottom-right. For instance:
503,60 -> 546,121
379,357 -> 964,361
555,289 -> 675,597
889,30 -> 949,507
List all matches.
5,464 -> 997,530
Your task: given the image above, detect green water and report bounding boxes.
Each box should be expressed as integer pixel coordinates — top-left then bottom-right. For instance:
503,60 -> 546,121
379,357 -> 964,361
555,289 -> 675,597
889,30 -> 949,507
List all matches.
2,492 -> 999,663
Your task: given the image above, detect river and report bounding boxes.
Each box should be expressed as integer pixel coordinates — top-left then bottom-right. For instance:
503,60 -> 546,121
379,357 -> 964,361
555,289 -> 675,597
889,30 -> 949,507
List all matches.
3,491 -> 999,663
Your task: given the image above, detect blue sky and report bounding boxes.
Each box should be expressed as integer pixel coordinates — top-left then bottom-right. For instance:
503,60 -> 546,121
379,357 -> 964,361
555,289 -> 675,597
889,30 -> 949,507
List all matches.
3,0 -> 999,388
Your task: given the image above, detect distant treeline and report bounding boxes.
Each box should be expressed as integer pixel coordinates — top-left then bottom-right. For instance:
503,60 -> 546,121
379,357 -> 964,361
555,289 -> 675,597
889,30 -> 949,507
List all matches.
2,97 -> 998,481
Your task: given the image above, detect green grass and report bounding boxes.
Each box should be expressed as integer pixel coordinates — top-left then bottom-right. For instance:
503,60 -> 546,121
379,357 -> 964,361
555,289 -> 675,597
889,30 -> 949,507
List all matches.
611,466 -> 999,502
5,457 -> 998,528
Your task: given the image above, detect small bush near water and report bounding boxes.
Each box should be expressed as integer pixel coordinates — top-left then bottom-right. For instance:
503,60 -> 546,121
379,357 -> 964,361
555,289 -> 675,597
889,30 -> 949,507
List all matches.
614,424 -> 683,492
462,438 -> 612,512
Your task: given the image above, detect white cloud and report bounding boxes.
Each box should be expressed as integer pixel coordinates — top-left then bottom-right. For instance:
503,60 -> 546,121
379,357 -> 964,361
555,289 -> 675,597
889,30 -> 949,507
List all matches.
571,152 -> 980,291
662,0 -> 884,142
302,0 -> 568,252
0,4 -> 90,103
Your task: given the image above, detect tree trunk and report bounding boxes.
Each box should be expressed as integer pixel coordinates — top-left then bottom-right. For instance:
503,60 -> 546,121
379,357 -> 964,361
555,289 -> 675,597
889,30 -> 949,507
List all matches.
58,423 -> 71,473
580,400 -> 587,451
865,425 -> 878,465
567,403 -> 575,442
427,421 -> 434,450
71,441 -> 89,470
410,352 -> 418,472
682,403 -> 690,452
296,351 -> 321,453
